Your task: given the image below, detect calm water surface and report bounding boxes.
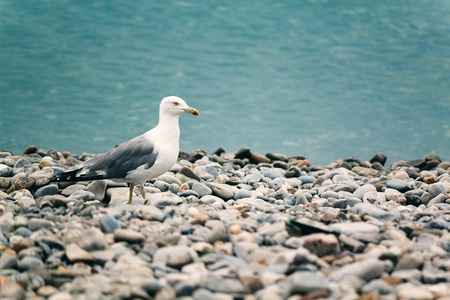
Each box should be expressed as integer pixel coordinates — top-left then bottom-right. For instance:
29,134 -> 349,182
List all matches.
1,0 -> 449,165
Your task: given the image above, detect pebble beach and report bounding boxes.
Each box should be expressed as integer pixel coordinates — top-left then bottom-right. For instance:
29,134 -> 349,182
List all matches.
0,146 -> 449,300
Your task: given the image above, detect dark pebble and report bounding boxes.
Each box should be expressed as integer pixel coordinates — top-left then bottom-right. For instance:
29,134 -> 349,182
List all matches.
234,147 -> 252,160
369,153 -> 387,166
34,184 -> 59,199
180,166 -> 201,181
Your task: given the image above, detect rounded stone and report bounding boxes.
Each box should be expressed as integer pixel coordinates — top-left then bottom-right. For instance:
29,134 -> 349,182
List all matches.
34,184 -> 59,199
14,158 -> 32,168
353,184 -> 376,200
99,215 -> 120,233
114,229 -> 145,244
78,228 -> 108,251
192,182 -> 212,197
153,245 -> 199,269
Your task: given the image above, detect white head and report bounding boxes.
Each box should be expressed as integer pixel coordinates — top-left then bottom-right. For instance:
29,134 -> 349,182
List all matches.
159,96 -> 199,117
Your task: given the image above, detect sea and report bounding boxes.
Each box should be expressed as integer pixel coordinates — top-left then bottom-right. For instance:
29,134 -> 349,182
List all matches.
1,0 -> 449,166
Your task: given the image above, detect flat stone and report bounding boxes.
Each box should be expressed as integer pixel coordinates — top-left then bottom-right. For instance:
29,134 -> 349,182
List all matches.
352,203 -> 400,222
330,258 -> 384,282
145,192 -> 182,207
28,218 -> 54,231
61,184 -> 87,197
396,284 -> 434,300
158,174 -> 182,185
386,179 -> 409,192
153,245 -> 199,269
290,271 -> 329,294
65,243 -> 94,262
114,229 -> 145,244
136,205 -> 164,221
206,183 -> 234,200
330,222 -> 380,234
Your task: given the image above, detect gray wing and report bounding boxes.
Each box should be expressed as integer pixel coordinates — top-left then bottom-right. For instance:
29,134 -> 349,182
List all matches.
79,135 -> 158,180
49,135 -> 158,183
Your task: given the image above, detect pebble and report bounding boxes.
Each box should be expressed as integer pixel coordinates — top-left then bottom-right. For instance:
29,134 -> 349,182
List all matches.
114,228 -> 145,244
0,147 -> 448,299
99,214 -> 120,233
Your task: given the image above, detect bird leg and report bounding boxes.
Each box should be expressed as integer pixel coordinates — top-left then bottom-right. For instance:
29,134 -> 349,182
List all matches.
127,183 -> 134,204
140,186 -> 147,202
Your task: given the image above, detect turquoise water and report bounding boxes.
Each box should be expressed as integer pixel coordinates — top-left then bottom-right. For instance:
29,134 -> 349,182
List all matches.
1,0 -> 449,165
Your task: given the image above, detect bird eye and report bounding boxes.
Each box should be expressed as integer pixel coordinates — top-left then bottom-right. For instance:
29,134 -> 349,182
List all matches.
173,102 -> 179,106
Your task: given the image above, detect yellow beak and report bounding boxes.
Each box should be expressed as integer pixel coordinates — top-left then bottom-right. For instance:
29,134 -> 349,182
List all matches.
184,107 -> 200,116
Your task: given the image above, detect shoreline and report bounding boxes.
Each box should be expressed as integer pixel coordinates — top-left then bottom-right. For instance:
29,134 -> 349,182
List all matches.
0,145 -> 449,299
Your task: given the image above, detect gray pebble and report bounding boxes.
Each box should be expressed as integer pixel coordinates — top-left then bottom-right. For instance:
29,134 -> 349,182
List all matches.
34,184 -> 59,199
386,179 -> 409,192
428,183 -> 446,197
99,215 -> 120,233
153,245 -> 199,269
27,218 -> 53,231
0,253 -> 18,270
192,182 -> 213,197
330,258 -> 384,282
86,180 -> 107,200
78,228 -> 108,251
14,158 -> 32,168
206,183 -> 234,200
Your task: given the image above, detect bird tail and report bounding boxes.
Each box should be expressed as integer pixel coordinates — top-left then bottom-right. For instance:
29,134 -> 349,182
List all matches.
49,169 -> 83,182
49,168 -> 108,183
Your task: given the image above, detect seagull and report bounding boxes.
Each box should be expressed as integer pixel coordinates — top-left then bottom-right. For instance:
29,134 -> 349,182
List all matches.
50,96 -> 199,204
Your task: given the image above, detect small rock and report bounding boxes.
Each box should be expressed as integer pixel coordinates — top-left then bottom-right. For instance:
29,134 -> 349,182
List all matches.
61,184 -> 87,197
99,214 -> 120,233
396,284 -> 434,300
192,182 -> 213,197
153,245 -> 199,269
114,229 -> 145,244
331,258 -> 384,282
353,184 -> 376,200
34,184 -> 59,199
206,183 -> 234,200
0,281 -> 26,300
145,192 -> 183,207
28,218 -> 54,231
65,243 -> 94,262
78,228 -> 108,251
290,271 -> 329,294
369,153 -> 387,166
179,166 -> 201,181
301,233 -> 340,257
